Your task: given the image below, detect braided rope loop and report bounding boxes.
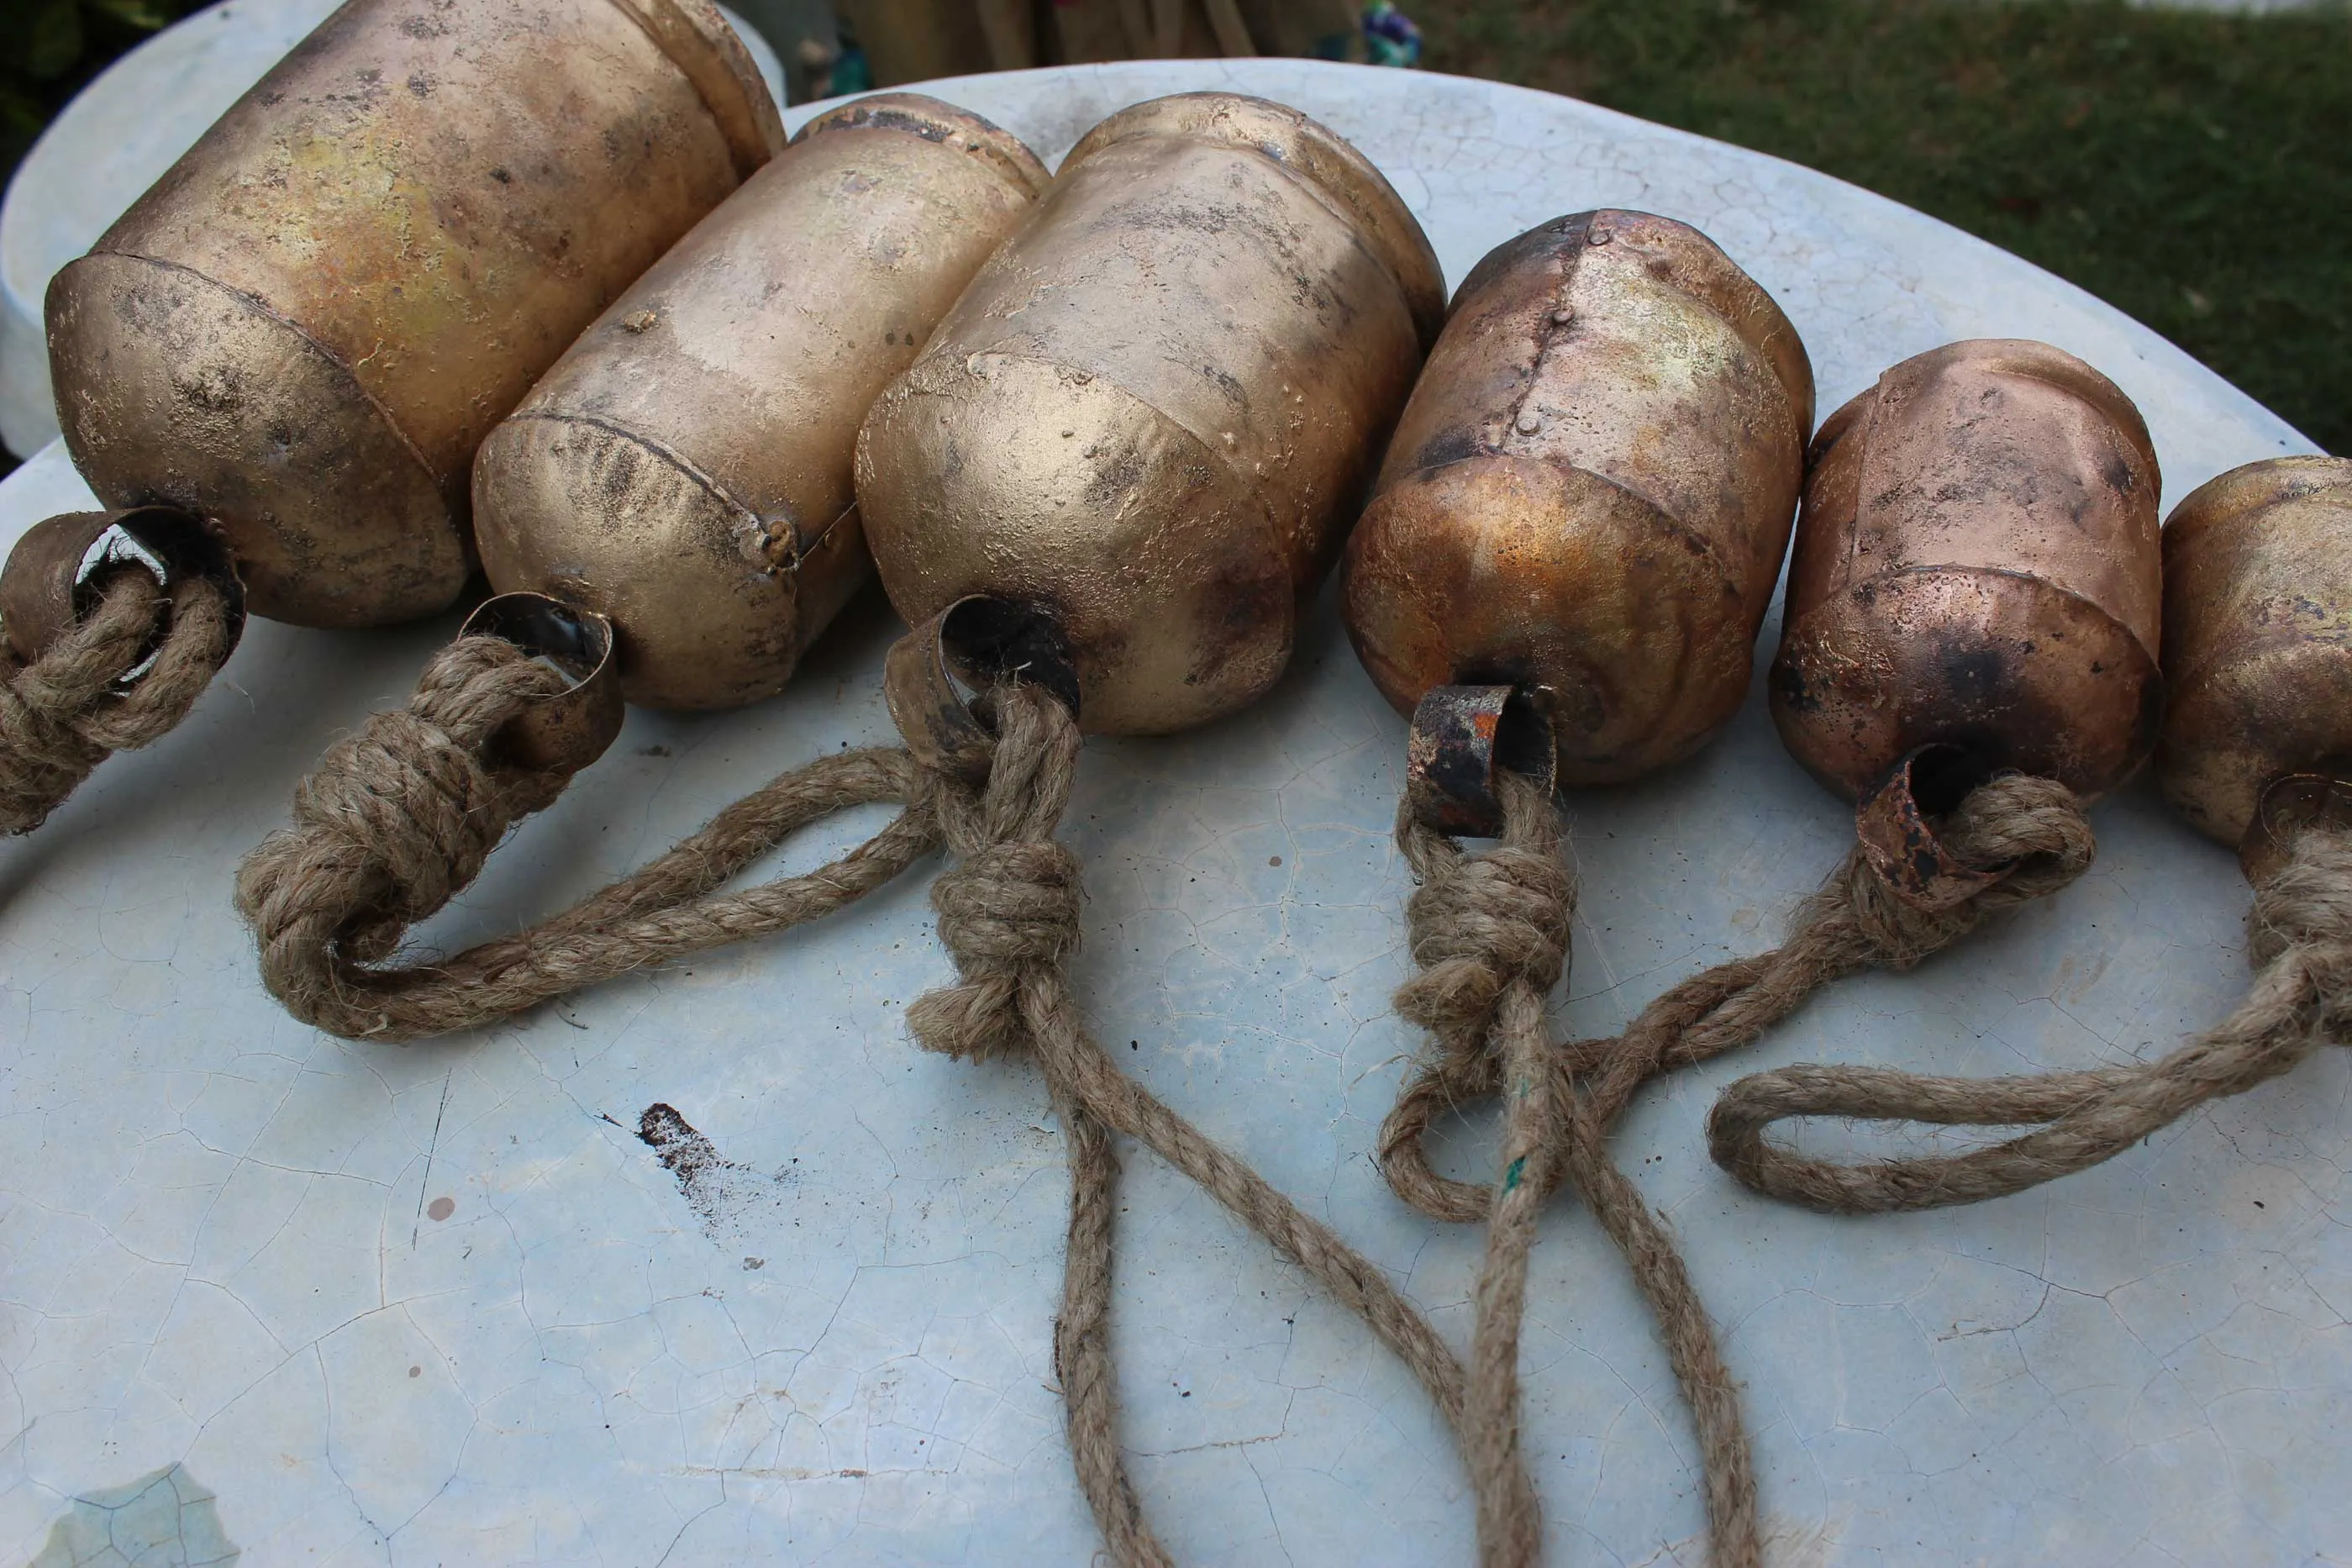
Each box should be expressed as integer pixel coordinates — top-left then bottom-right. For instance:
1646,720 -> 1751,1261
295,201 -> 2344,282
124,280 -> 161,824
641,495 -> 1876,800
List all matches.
1,567 -> 236,834
237,634 -> 941,1040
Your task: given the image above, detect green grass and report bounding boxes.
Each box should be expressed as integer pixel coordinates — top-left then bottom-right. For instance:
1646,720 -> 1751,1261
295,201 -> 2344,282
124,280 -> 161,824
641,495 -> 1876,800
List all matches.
1414,0 -> 2351,453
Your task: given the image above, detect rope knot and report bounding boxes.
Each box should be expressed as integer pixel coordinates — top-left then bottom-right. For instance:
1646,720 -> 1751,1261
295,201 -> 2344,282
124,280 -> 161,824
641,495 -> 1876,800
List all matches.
903,681 -> 1087,1066
1396,842 -> 1572,1034
2249,825 -> 2352,969
1379,771 -> 1574,1229
930,839 -> 1083,966
287,708 -> 515,957
236,638 -> 571,1022
1,568 -> 236,834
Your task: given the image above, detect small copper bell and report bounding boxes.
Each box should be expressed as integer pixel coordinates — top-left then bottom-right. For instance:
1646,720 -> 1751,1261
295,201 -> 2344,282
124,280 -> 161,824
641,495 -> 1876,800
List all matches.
472,95 -> 1049,711
43,0 -> 781,630
1772,339 -> 2164,809
2156,455 -> 2352,882
1343,209 -> 1813,792
855,92 -> 1445,735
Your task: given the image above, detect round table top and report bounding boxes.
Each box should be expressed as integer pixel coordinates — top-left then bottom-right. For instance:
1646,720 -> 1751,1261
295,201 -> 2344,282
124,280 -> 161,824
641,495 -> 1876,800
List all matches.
1,53 -> 2336,1568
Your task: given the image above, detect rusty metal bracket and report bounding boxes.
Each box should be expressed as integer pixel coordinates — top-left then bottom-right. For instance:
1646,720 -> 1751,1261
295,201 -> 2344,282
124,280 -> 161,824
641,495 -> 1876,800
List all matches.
2239,760 -> 2352,886
1405,684 -> 1557,838
1855,745 -> 2007,910
460,592 -> 625,779
883,596 -> 1082,781
0,507 -> 246,680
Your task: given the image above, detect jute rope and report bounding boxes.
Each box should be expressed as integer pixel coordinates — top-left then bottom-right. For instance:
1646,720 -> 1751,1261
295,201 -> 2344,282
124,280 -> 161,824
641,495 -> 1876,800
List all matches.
1377,776 -> 2102,1229
1,566 -> 236,834
1383,772 -> 1758,1568
236,634 -> 941,1040
1376,770 -> 2098,1566
905,681 -> 1482,1568
1710,821 -> 2352,1213
239,645 -> 1483,1567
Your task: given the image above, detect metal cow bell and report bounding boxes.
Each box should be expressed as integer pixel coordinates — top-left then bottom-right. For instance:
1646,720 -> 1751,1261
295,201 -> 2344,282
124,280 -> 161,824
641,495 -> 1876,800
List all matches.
472,94 -> 1050,712
43,0 -> 782,631
1343,208 -> 1813,817
855,91 -> 1446,736
2159,455 -> 2352,882
1772,338 -> 2163,887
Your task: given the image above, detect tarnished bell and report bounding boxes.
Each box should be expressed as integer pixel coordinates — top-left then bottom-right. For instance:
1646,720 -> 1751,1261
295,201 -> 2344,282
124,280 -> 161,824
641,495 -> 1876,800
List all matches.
45,0 -> 781,631
2157,456 -> 2352,872
1771,339 -> 2163,802
473,96 -> 1049,711
855,92 -> 1445,734
1343,210 -> 1813,786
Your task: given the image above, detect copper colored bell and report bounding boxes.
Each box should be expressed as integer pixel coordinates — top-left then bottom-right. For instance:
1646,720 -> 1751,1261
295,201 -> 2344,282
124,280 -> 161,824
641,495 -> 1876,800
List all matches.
1343,210 -> 1813,787
44,0 -> 781,632
1771,339 -> 2164,804
471,95 -> 1049,711
854,92 -> 1445,735
2155,455 -> 2352,879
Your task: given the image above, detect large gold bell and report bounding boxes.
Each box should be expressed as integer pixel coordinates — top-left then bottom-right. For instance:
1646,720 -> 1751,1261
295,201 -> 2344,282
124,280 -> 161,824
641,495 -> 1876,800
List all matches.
1771,339 -> 2163,803
2156,456 -> 2352,876
854,92 -> 1445,734
1342,210 -> 1813,787
44,0 -> 781,630
471,95 -> 1048,711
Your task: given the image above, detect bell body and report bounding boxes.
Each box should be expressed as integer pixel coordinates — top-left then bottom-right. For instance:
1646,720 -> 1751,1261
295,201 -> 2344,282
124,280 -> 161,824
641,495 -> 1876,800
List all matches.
1342,211 -> 1813,786
1771,339 -> 2163,801
472,96 -> 1048,711
45,0 -> 780,631
855,92 -> 1445,734
2157,456 -> 2352,848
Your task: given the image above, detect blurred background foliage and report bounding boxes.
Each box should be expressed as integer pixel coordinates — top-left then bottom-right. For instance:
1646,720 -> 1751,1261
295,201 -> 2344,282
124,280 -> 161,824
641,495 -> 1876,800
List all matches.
2,0 -> 197,180
2,0 -> 2344,450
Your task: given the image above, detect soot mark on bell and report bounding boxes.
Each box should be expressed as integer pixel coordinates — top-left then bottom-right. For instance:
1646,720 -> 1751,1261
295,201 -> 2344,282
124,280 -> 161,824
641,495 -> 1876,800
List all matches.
1769,653 -> 1822,714
1085,450 -> 1147,510
1414,426 -> 1483,471
1188,560 -> 1286,690
1940,645 -> 2009,702
1122,201 -> 1234,240
839,105 -> 956,145
174,364 -> 247,418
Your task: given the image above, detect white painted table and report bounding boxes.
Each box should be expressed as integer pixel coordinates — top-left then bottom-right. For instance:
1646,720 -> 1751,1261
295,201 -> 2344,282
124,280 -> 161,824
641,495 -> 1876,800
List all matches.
0,55 -> 2334,1568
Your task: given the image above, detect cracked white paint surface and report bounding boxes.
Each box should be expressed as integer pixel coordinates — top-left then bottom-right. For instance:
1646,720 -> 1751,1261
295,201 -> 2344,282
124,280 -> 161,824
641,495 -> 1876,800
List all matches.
0,54 -> 2338,1568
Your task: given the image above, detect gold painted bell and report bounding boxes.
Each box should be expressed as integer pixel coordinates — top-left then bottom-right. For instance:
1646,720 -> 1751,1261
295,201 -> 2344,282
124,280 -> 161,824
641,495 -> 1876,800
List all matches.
472,95 -> 1049,711
1342,210 -> 1813,787
1771,338 -> 2164,804
854,91 -> 1445,735
2156,455 -> 2352,878
43,0 -> 781,632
